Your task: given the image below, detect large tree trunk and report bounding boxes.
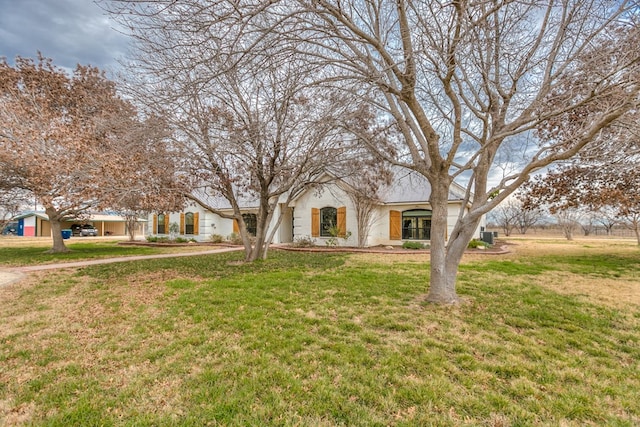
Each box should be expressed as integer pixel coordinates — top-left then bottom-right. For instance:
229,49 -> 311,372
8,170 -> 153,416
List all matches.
125,215 -> 137,241
426,182 -> 459,304
45,206 -> 70,253
244,200 -> 276,262
426,181 -> 483,304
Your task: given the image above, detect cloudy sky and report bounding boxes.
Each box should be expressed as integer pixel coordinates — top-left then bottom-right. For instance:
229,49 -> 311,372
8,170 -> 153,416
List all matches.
0,0 -> 130,75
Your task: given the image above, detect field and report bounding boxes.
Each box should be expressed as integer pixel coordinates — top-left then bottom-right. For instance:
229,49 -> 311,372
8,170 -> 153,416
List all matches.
0,237 -> 639,426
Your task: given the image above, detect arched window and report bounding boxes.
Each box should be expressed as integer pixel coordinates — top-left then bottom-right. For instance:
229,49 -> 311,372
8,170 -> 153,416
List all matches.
320,207 -> 337,237
185,212 -> 194,235
242,213 -> 257,236
402,209 -> 432,240
157,213 -> 166,234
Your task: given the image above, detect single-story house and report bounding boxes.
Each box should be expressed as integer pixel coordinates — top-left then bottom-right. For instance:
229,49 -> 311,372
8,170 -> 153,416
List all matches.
11,212 -> 146,238
150,168 -> 485,246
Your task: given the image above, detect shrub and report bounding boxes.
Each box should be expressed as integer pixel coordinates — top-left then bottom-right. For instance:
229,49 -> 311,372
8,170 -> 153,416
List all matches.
210,234 -> 225,243
325,226 -> 352,247
228,233 -> 243,245
292,236 -> 316,248
174,237 -> 189,243
402,241 -> 426,250
146,236 -> 158,242
468,239 -> 490,249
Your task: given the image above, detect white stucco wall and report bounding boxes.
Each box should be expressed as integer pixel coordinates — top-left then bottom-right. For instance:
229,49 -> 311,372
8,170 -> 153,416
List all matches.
149,191 -> 485,245
148,202 -> 289,243
290,182 -> 358,246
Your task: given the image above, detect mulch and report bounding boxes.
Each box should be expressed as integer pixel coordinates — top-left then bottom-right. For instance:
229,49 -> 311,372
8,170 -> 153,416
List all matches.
119,240 -> 510,255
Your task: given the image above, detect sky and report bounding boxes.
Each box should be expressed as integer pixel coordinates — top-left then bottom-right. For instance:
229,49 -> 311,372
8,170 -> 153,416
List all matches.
0,0 -> 130,75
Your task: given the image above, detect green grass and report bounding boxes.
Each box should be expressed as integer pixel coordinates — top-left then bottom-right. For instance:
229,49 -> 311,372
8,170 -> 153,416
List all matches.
0,241 -> 179,266
1,247 -> 639,425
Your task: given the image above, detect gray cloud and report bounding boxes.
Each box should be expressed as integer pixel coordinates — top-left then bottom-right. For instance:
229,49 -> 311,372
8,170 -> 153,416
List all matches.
0,0 -> 129,75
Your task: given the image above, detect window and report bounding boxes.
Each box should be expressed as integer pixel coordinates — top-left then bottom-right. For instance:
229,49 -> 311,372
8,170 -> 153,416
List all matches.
242,213 -> 257,236
185,212 -> 194,235
157,214 -> 166,234
320,207 -> 337,237
402,209 -> 432,240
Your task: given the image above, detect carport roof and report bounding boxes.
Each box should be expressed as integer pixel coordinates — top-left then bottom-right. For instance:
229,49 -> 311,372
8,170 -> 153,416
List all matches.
12,212 -> 147,222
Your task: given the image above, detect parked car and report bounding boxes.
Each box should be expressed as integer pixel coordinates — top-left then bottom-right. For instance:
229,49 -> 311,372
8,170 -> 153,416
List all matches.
1,222 -> 18,235
71,224 -> 98,237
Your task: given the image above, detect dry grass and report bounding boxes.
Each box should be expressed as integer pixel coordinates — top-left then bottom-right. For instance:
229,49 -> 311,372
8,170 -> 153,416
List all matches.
0,239 -> 639,425
531,271 -> 640,309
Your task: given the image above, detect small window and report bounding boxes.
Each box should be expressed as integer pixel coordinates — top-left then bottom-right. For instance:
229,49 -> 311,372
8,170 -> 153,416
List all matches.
320,207 -> 337,237
157,214 -> 166,234
402,209 -> 432,240
242,213 -> 257,236
185,212 -> 194,235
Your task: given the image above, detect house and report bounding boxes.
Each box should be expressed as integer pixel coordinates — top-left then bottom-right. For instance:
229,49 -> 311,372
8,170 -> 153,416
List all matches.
150,168 -> 485,246
10,212 -> 146,238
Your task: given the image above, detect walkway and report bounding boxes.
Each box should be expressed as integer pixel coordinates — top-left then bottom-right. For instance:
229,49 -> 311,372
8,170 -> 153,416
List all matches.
0,246 -> 244,288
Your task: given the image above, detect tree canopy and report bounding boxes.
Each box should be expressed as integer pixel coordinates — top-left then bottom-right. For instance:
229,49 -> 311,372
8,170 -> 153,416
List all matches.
105,0 -> 640,302
0,55 -> 183,251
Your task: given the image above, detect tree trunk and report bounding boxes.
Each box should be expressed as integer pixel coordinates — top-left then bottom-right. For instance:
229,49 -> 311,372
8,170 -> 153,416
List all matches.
426,181 -> 460,304
262,208 -> 285,260
126,215 -> 137,241
632,219 -> 640,246
45,206 -> 70,253
245,201 -> 276,262
426,179 -> 485,304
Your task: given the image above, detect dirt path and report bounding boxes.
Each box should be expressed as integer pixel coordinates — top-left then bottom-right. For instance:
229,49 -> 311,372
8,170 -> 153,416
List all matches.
0,246 -> 244,288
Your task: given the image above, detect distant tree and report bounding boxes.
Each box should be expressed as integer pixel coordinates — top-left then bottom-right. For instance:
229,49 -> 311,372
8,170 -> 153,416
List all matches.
600,169 -> 640,245
555,209 -> 583,241
515,204 -> 543,236
0,188 -> 29,232
0,56 -> 182,251
490,200 -> 520,237
594,207 -> 619,236
522,163 -> 640,244
579,212 -> 597,237
491,196 -> 543,237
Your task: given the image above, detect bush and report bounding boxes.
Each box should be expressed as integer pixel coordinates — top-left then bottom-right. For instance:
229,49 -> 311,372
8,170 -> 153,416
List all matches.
174,237 -> 189,243
402,241 -> 426,250
468,239 -> 490,249
146,236 -> 158,242
228,232 -> 243,245
292,236 -> 316,248
210,234 -> 225,243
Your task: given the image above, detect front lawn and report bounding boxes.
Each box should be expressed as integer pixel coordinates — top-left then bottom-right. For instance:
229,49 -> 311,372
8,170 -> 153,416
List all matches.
1,242 -> 639,425
0,241 -> 203,267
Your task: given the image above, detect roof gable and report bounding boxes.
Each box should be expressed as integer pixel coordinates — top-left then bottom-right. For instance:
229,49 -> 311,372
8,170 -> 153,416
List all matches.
377,167 -> 466,204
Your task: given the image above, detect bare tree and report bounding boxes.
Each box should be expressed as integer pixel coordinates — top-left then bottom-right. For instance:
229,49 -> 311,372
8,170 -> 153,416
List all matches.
287,1 -> 640,302
555,209 -> 583,241
106,3 -> 357,261
516,205 -> 543,235
0,188 -> 29,232
342,160 -> 392,247
490,199 -> 520,237
106,1 -> 640,302
595,208 -> 619,236
103,115 -> 187,241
